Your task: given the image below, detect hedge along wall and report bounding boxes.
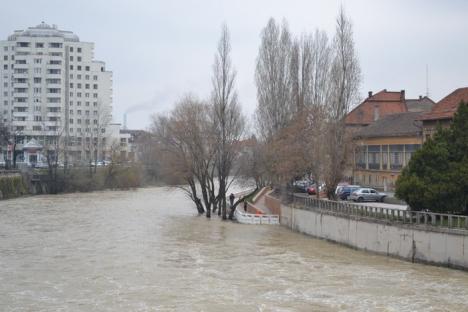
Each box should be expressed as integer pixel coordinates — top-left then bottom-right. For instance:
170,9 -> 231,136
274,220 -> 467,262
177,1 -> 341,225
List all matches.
0,174 -> 28,200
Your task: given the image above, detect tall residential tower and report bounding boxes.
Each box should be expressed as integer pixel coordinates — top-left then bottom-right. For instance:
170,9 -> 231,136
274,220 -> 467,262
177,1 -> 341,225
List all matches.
0,22 -> 112,163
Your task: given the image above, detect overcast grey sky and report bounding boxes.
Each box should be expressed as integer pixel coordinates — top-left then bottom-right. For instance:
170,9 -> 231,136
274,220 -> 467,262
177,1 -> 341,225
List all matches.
1,0 -> 468,129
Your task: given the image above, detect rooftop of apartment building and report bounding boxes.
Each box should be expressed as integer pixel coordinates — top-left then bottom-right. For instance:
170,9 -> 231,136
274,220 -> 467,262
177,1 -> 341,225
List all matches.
354,112 -> 423,139
419,87 -> 468,121
7,22 -> 79,42
345,89 -> 435,126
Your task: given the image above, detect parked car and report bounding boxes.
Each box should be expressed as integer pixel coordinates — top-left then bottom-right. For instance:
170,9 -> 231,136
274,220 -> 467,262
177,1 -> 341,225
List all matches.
293,180 -> 313,193
307,185 -> 317,195
337,185 -> 361,200
349,188 -> 386,202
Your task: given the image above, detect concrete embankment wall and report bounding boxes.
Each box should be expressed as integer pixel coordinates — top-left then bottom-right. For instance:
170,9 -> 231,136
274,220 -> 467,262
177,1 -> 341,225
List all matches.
265,195 -> 468,270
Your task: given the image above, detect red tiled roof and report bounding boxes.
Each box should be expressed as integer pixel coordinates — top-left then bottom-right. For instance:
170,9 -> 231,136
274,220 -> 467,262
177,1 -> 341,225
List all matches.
419,87 -> 468,121
345,90 -> 407,125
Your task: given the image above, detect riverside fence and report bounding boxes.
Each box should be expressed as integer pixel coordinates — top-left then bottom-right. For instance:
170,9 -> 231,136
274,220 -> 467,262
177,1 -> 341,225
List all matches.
293,195 -> 468,231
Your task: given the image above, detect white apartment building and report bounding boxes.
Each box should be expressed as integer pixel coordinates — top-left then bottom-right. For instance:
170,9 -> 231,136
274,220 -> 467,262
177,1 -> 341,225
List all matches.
0,22 -> 113,164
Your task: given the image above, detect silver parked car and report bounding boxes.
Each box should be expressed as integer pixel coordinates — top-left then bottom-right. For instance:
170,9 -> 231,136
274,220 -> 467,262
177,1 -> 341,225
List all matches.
349,188 -> 386,202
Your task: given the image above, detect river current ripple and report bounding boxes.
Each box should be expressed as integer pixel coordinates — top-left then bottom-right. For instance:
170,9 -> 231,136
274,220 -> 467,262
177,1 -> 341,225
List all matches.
1,187 -> 468,311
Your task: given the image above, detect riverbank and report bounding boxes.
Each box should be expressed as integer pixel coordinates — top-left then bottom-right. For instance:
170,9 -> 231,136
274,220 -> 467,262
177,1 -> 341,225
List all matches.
0,165 -> 146,201
265,193 -> 468,271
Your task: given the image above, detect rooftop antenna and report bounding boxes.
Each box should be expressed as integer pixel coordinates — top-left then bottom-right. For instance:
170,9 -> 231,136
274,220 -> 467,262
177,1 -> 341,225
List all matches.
425,64 -> 430,98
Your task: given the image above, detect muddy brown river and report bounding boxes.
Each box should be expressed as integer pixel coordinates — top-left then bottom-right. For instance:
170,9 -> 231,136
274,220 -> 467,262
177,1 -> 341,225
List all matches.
1,187 -> 468,311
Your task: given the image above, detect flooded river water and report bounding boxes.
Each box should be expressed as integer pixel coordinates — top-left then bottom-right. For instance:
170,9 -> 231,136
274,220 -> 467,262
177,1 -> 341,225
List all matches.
1,187 -> 468,311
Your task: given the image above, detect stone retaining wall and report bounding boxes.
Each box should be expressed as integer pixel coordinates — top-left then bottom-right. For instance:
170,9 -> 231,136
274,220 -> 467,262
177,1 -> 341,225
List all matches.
265,199 -> 468,270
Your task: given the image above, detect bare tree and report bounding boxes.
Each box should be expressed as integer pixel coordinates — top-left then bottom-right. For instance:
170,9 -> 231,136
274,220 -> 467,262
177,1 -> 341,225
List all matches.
152,95 -> 218,216
255,18 -> 294,140
323,7 -> 361,199
211,24 -> 245,220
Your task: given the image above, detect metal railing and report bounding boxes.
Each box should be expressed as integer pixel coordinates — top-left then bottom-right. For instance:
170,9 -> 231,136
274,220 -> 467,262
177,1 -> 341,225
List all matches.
293,195 -> 468,231
234,207 -> 279,225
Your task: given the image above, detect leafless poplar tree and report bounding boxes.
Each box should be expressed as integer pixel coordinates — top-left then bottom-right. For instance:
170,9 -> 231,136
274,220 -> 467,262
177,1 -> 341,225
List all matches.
255,18 -> 294,140
324,7 -> 361,198
211,24 -> 245,219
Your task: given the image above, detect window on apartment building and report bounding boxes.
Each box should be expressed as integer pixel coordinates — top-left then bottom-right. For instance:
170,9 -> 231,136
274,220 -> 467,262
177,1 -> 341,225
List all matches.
85,66 -> 89,71
48,88 -> 61,93
85,119 -> 90,125
15,126 -> 25,131
77,92 -> 82,97
70,92 -> 73,97
355,146 -> 366,170
381,145 -> 388,169
34,115 -> 42,121
70,47 -> 73,52
33,87 -> 41,94
70,83 -> 74,88
35,43 -> 44,48
33,126 -> 42,131
70,65 -> 74,70
93,75 -> 98,81
3,65 -> 7,70
85,102 -> 90,106
3,101 -> 7,106
85,93 -> 90,98
49,42 -> 62,48
404,144 -> 421,165
70,56 -> 74,61
69,109 -> 74,115
70,74 -> 73,79
34,106 -> 41,111
47,69 -> 61,74
47,98 -> 60,103
77,47 -> 82,53
77,65 -> 82,70
77,83 -> 82,89
3,55 -> 8,61
34,58 -> 41,64
368,145 -> 380,170
3,82 -> 7,87
390,145 -> 404,170
93,84 -> 98,90
93,110 -> 97,115
17,42 -> 30,47
69,118 -> 73,124
34,77 -> 41,83
77,110 -> 82,115
93,93 -> 98,98
85,110 -> 89,116
77,101 -> 81,106
34,68 -> 42,74
48,126 -> 57,131
77,74 -> 81,79
85,75 -> 89,80
48,107 -> 61,113
85,84 -> 90,89
16,107 -> 27,112
93,119 -> 97,125
93,102 -> 97,107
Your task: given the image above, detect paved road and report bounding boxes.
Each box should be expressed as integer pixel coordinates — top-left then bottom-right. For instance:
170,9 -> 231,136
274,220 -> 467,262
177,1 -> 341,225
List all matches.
294,193 -> 408,211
